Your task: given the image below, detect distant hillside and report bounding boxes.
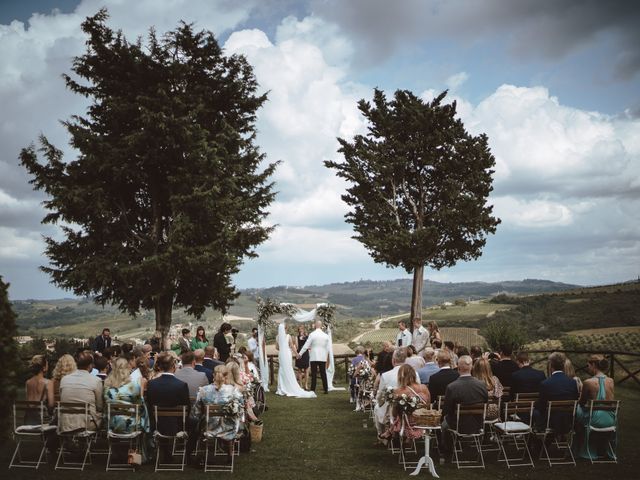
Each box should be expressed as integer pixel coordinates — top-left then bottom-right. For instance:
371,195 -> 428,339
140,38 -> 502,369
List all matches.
13,277 -> 581,338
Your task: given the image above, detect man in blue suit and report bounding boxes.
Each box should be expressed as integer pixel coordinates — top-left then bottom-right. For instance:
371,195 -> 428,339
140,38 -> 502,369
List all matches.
146,352 -> 190,435
194,349 -> 214,383
511,352 -> 546,396
534,352 -> 578,432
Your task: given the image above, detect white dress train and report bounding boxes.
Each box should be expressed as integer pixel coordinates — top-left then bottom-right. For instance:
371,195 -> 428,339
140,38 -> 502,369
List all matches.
275,324 -> 316,398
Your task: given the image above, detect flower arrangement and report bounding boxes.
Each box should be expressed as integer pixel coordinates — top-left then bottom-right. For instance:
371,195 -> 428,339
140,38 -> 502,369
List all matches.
222,398 -> 242,417
356,363 -> 372,381
393,393 -> 421,414
256,297 -> 299,328
384,386 -> 396,404
316,303 -> 336,328
347,363 -> 356,377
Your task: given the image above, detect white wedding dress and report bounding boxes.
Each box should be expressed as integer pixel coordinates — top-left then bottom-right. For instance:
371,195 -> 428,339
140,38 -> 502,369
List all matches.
275,324 -> 316,398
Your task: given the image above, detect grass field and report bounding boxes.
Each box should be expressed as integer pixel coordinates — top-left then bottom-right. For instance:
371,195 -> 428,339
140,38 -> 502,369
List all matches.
379,302 -> 515,328
357,327 -> 486,348
4,387 -> 639,479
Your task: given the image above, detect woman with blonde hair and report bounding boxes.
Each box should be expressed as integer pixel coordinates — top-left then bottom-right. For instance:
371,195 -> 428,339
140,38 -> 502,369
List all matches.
381,364 -> 430,441
564,358 -> 583,396
472,357 -> 503,420
427,321 -> 441,346
104,357 -> 148,434
52,354 -> 76,399
24,355 -> 55,423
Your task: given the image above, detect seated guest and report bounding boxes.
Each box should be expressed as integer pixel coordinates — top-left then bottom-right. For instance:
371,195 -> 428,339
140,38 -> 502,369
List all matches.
375,342 -> 394,375
511,352 -> 545,396
94,356 -> 110,382
491,345 -> 519,387
194,349 -> 213,383
175,351 -> 209,399
470,345 -> 483,363
25,355 -> 55,423
443,341 -> 458,368
193,365 -> 244,458
104,357 -> 148,433
564,358 -> 583,397
534,352 -> 579,432
381,364 -> 430,441
245,351 -> 260,382
146,352 -> 190,436
574,355 -> 616,460
442,356 -> 488,443
428,350 -> 459,402
405,345 -> 425,370
203,346 -> 224,371
417,348 -> 440,385
471,357 -> 503,421
59,352 -> 103,432
52,354 -> 77,400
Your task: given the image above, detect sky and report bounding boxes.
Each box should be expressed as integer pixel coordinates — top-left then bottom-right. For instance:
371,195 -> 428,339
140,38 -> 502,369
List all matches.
1,0 -> 639,300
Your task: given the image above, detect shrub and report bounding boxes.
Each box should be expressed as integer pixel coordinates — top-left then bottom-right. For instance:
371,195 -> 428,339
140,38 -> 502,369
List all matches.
483,317 -> 527,352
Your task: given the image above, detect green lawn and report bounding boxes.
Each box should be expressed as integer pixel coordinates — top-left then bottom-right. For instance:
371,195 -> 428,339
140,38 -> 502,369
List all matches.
4,386 -> 639,479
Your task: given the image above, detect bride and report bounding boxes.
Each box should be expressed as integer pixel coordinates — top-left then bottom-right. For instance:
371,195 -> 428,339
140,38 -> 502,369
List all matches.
275,323 -> 316,398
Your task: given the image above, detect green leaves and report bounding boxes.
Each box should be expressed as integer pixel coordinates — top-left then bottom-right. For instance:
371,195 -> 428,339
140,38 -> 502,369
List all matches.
20,10 -> 277,340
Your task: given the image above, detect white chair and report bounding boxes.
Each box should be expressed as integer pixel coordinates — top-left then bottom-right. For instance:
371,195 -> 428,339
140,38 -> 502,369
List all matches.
583,400 -> 620,464
449,402 -> 487,469
493,400 -> 535,468
534,399 -> 577,466
55,401 -> 98,471
105,403 -> 142,471
202,404 -> 242,472
9,401 -> 56,469
153,405 -> 189,471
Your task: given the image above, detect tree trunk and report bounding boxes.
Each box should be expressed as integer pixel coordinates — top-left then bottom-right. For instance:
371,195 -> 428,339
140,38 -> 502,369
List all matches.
154,294 -> 173,351
410,265 -> 424,332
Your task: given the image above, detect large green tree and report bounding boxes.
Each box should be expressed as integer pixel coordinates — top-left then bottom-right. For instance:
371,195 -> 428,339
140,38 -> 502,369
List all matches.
0,276 -> 20,440
326,89 -> 500,327
20,10 -> 278,348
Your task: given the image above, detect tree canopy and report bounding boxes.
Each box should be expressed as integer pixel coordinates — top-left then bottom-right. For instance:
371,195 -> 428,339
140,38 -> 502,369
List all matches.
326,89 -> 500,323
20,10 -> 278,346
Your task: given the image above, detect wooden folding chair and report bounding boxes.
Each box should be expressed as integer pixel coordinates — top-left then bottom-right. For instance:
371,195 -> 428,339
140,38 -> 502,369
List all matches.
584,400 -> 620,464
202,404 -> 241,472
493,401 -> 535,468
153,405 -> 188,472
9,401 -> 56,469
449,403 -> 487,469
105,403 -> 142,471
515,392 -> 540,402
535,400 -> 577,466
55,401 -> 98,471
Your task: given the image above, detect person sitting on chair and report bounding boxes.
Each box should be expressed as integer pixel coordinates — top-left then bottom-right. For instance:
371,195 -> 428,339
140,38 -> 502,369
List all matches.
428,350 -> 459,401
533,352 -> 579,432
194,349 -> 214,383
59,352 -> 103,433
511,351 -> 546,397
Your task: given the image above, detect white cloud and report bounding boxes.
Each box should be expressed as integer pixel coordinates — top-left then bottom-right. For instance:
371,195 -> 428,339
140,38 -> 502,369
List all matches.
492,197 -> 574,228
445,71 -> 468,91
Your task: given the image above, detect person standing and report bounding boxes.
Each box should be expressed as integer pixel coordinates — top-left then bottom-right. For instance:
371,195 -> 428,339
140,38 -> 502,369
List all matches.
214,323 -> 233,362
297,320 -> 330,394
247,327 -> 260,360
295,324 -> 310,390
396,320 -> 412,348
93,328 -> 112,354
191,326 -> 209,351
412,317 -> 429,354
178,328 -> 192,354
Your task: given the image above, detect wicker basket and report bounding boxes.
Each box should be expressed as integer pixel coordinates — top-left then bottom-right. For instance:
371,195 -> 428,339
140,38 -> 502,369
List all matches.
249,421 -> 263,442
413,409 -> 442,427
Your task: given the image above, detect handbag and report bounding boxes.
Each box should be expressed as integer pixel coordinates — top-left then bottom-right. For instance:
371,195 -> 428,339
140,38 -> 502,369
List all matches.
127,449 -> 142,466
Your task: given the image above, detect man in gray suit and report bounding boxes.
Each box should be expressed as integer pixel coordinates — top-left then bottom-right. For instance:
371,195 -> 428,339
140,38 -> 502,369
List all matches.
175,351 -> 209,399
59,351 -> 103,432
442,355 -> 488,455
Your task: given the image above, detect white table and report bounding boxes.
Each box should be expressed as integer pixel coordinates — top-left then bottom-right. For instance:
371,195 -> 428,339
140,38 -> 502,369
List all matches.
410,425 -> 441,478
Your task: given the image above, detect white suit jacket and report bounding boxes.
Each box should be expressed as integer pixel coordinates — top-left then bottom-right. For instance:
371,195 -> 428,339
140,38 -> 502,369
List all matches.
298,328 -> 330,362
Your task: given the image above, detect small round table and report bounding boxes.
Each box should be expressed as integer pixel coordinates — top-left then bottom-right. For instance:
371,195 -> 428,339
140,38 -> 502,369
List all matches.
409,425 -> 441,478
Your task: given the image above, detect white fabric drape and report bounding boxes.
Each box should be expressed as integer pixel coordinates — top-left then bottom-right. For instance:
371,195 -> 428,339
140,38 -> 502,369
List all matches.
257,326 -> 269,392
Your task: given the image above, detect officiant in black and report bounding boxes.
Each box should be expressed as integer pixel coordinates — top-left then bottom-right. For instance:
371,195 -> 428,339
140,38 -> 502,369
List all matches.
214,322 -> 233,362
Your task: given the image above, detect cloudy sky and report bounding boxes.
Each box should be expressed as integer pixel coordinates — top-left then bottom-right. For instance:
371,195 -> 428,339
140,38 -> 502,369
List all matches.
1,0 -> 639,299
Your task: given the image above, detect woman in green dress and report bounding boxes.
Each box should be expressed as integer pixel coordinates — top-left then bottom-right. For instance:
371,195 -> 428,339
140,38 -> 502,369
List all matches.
191,325 -> 209,351
574,354 -> 616,460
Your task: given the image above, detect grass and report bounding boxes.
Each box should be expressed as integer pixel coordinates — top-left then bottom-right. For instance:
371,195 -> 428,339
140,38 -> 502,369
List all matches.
4,386 -> 639,479
358,327 -> 486,348
379,302 -> 516,328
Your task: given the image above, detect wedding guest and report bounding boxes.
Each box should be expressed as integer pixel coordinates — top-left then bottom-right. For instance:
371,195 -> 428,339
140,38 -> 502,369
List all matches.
245,351 -> 260,381
350,346 -> 366,403
511,351 -> 546,396
178,328 -> 192,354
574,355 -> 616,460
405,345 -> 426,370
534,352 -> 579,432
59,352 -> 103,433
24,355 -> 55,423
191,326 -> 209,351
94,356 -> 109,382
104,357 -> 148,433
146,352 -> 190,435
214,323 -> 233,362
381,364 -> 431,441
564,358 -> 583,397
375,342 -> 394,375
247,327 -> 259,360
427,321 -> 442,346
411,317 -> 429,354
194,349 -> 214,383
443,341 -> 458,368
121,343 -> 134,355
417,347 -> 440,385
175,351 -> 208,399
472,357 -> 503,421
203,346 -> 224,371
428,350 -> 459,401
396,320 -> 412,348
491,345 -> 519,387
193,365 -> 244,459
295,324 -> 310,390
52,353 -> 77,399
470,345 -> 483,363
92,328 -> 112,354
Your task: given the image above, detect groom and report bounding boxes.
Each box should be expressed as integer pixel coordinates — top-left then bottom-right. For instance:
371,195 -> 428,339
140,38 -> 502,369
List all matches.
297,320 -> 330,394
